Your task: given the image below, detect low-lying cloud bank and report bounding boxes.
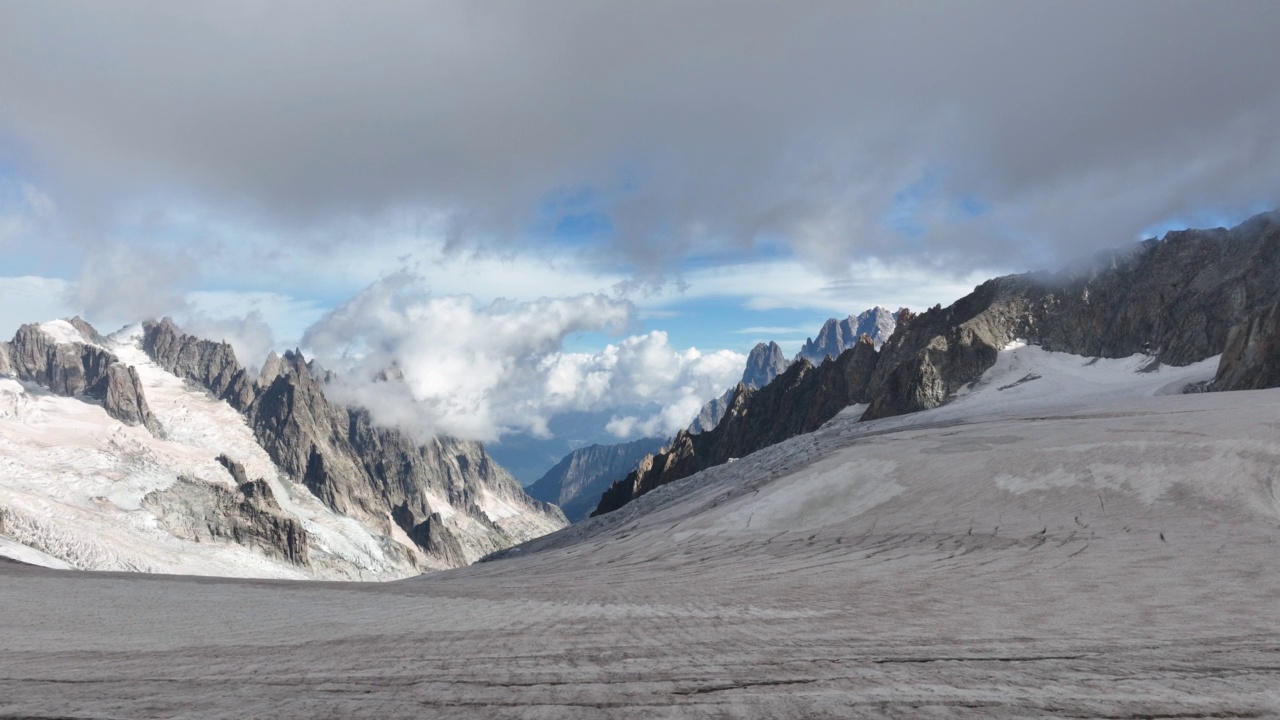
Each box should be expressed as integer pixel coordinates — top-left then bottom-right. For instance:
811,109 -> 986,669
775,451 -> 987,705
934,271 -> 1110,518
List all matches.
301,274 -> 744,442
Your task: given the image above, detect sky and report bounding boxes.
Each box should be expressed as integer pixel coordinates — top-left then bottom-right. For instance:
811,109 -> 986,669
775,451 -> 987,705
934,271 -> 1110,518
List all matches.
1,1 -> 1279,466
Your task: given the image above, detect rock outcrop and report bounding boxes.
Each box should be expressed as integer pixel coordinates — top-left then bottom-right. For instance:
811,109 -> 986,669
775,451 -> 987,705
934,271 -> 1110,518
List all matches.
143,318 -> 256,411
595,211 -> 1280,516
595,336 -> 880,516
1212,298 -> 1280,391
142,472 -> 309,566
391,504 -> 469,568
139,320 -> 566,568
526,436 -> 668,522
0,322 -> 157,431
66,317 -> 107,346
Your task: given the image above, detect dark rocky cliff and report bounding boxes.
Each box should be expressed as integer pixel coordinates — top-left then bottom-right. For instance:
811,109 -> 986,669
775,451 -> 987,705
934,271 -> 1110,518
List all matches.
143,318 -> 256,411
1212,297 -> 1280,391
796,306 -> 898,364
143,456 -> 309,567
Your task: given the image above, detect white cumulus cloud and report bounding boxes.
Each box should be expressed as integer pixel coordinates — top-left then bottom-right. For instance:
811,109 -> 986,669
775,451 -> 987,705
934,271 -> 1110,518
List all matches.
301,274 -> 744,443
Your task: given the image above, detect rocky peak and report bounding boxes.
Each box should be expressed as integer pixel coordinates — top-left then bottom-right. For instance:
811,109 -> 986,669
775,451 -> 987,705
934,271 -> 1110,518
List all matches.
797,318 -> 850,365
142,318 -> 256,412
741,341 -> 789,389
853,306 -> 902,348
796,306 -> 900,366
2,322 -> 157,432
256,351 -> 286,389
687,387 -> 734,434
66,316 -> 107,346
863,211 -> 1280,420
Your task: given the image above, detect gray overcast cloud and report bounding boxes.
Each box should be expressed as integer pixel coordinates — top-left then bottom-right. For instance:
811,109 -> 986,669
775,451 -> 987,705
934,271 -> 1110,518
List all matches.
1,1 -> 1279,274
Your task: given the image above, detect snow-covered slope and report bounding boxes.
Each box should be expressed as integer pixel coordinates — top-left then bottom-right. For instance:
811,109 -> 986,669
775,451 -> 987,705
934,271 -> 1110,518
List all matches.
0,324 -> 421,579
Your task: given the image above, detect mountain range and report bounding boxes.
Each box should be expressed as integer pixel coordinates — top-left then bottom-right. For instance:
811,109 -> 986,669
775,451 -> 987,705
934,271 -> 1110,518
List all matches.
795,305 -> 901,364
8,213 -> 1280,576
524,436 -> 668,522
0,318 -> 565,578
594,211 -> 1280,516
9,214 -> 1280,715
688,308 -> 898,436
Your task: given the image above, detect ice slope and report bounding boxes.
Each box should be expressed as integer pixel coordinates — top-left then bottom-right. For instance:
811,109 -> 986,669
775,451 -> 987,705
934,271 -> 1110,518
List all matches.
3,343 -> 1279,717
0,324 -> 419,580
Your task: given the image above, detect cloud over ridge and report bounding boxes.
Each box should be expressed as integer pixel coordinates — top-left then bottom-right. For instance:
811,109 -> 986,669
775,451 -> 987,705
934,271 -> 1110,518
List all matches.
302,274 -> 744,442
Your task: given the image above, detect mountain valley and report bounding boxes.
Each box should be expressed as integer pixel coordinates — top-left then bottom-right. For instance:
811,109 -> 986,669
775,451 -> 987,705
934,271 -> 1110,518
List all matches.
4,216 -> 1280,717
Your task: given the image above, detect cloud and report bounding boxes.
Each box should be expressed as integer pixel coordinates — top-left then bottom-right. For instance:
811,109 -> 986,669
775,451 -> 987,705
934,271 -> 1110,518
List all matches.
299,274 -> 744,441
0,271 -> 323,361
69,244 -> 196,328
184,290 -> 329,349
0,277 -> 75,338
0,180 -> 56,249
548,332 -> 746,438
1,2 -> 1277,278
180,312 -> 276,374
732,326 -> 809,335
667,257 -> 1000,316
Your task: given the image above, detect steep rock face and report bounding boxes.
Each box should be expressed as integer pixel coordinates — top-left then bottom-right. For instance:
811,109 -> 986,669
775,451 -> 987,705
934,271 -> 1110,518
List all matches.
140,321 -> 566,568
595,336 -> 879,515
741,341 -> 790,389
858,306 -> 902,348
2,323 -> 157,431
526,437 -> 668,522
862,293 -> 1023,420
1213,298 -> 1280,391
143,318 -> 256,411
